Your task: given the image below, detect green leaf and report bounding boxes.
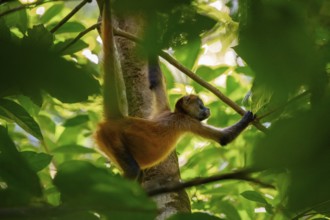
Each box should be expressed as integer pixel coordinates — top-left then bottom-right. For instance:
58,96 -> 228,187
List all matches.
63,114 -> 89,127
0,37 -> 100,103
226,75 -> 239,95
235,66 -> 254,77
241,191 -> 268,205
168,212 -> 222,220
40,3 -> 65,24
54,161 -> 157,219
174,39 -> 201,70
0,98 -> 43,140
21,151 -> 53,172
218,201 -> 241,220
54,39 -> 89,55
0,126 -> 42,206
196,65 -> 227,81
53,22 -> 86,34
23,24 -> 54,49
53,145 -> 95,154
0,1 -> 28,33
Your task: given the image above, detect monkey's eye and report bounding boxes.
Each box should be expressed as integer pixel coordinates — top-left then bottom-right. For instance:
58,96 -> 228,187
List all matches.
199,104 -> 204,109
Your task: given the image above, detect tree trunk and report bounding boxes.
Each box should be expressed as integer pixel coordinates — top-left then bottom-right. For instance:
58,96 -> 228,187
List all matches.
113,11 -> 191,220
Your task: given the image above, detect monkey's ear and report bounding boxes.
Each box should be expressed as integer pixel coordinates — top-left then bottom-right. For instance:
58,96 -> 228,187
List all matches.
183,95 -> 191,104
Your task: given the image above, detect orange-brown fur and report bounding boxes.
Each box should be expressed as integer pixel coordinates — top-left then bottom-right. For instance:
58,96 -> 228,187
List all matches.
98,1 -> 254,178
96,95 -> 254,171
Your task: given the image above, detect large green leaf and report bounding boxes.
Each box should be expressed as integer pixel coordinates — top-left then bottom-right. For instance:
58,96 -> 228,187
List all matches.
0,31 -> 100,103
0,98 -> 43,140
0,1 -> 28,33
63,114 -> 89,127
0,126 -> 42,206
53,145 -> 95,154
40,3 -> 65,24
54,161 -> 157,219
241,190 -> 268,205
21,151 -> 53,172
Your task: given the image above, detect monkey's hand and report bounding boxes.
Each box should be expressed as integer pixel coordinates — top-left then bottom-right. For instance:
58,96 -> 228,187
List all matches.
242,111 -> 255,124
219,111 -> 255,146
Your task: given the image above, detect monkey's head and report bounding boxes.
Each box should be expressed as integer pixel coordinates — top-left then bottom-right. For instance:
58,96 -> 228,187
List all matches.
175,95 -> 210,121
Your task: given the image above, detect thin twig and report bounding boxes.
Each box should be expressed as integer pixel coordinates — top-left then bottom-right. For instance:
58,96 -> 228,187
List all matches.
147,169 -> 274,196
258,91 -> 310,120
60,22 -> 101,53
50,0 -> 91,34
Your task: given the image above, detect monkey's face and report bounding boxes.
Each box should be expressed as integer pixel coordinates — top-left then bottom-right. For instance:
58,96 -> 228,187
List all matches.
181,95 -> 210,121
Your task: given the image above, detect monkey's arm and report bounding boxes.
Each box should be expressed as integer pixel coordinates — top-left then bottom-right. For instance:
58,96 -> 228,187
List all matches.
189,111 -> 255,145
218,111 -> 255,145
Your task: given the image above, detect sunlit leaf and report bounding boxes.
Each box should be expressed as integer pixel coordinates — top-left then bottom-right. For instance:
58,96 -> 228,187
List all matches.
53,145 -> 95,154
241,190 -> 268,205
40,3 -> 65,24
63,114 -> 89,127
51,21 -> 86,34
21,151 -> 53,172
0,125 -> 42,206
54,161 -> 157,219
0,98 -> 43,140
0,1 -> 28,33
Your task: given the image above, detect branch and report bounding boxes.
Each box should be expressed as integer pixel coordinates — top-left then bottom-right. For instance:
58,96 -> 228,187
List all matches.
113,28 -> 268,133
258,90 -> 310,120
60,22 -> 100,53
60,24 -> 268,133
50,0 -> 91,34
147,169 -> 274,196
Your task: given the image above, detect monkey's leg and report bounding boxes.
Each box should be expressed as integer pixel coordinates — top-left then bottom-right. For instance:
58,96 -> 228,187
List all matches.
115,148 -> 141,180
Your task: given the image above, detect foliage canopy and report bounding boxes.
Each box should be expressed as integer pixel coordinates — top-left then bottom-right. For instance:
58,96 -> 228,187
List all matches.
0,0 -> 329,219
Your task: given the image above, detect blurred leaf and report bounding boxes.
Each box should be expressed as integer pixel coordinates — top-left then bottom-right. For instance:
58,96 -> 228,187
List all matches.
54,39 -> 89,55
63,114 -> 89,127
0,98 -> 43,140
0,1 -> 28,33
54,161 -> 156,219
53,144 -> 95,154
226,75 -> 239,95
50,21 -> 85,34
21,151 -> 53,172
37,114 -> 56,134
23,24 -> 54,48
40,3 -> 65,24
174,39 -> 201,70
235,0 -> 326,102
168,212 -> 222,220
196,66 -> 227,81
253,96 -> 330,212
235,66 -> 254,77
0,125 -> 42,206
218,201 -> 241,220
0,36 -> 100,103
241,190 -> 268,205
113,0 -> 192,12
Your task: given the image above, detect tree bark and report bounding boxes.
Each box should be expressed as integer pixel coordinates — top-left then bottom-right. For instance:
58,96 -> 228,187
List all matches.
114,11 -> 191,220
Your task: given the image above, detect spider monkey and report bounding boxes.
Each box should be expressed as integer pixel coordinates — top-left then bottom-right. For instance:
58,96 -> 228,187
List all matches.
96,1 -> 255,179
